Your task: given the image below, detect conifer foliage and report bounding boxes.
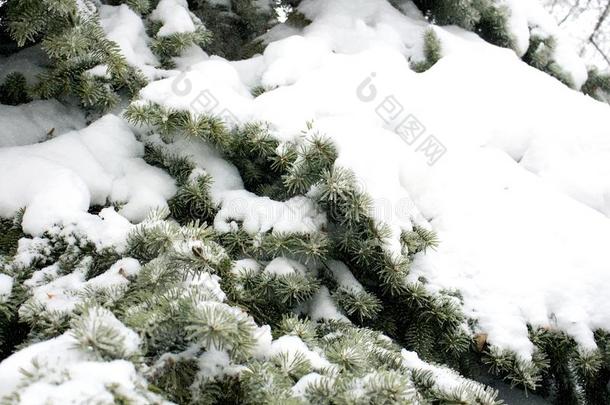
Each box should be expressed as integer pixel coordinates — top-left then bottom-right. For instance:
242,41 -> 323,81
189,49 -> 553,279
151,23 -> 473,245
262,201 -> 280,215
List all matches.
1,0 -> 610,404
3,0 -> 147,111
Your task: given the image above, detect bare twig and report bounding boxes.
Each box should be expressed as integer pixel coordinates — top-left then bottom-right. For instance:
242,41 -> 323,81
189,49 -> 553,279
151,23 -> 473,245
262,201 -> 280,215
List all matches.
591,38 -> 610,66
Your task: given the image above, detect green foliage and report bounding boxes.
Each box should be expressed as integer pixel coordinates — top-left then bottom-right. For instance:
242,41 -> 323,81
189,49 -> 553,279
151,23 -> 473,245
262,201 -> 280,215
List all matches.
185,302 -> 258,358
407,0 -> 595,90
169,173 -> 217,224
4,0 -> 148,111
70,305 -> 139,361
0,211 -> 25,257
148,355 -> 199,404
401,224 -> 439,255
582,67 -> 610,103
285,10 -> 312,29
111,0 -> 153,15
411,28 -> 443,73
332,287 -> 382,322
143,142 -> 196,186
125,211 -> 180,262
283,131 -> 338,195
189,0 -> 275,60
411,0 -> 515,50
150,26 -> 211,68
0,72 -> 31,105
523,34 -> 575,88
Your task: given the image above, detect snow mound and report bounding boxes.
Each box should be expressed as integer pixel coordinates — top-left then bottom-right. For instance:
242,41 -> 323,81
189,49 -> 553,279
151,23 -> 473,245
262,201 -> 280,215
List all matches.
130,0 -> 610,359
0,100 -> 86,147
99,4 -> 160,80
0,114 -> 175,239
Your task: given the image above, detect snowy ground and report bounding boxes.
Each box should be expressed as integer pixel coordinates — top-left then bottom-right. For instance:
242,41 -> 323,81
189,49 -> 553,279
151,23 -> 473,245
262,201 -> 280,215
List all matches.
1,0 -> 610,389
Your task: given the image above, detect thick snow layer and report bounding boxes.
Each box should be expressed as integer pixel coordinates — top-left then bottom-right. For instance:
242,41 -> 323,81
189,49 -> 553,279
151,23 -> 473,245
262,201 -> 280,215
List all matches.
151,0 -> 197,37
0,100 -> 86,147
0,334 -> 83,398
99,5 -> 160,80
153,135 -> 327,235
2,0 -> 609,380
130,0 -> 610,359
0,332 -> 161,403
0,115 -> 175,238
503,0 -> 588,88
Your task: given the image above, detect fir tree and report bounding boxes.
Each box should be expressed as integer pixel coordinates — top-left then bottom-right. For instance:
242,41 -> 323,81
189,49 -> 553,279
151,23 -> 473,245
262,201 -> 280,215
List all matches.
2,0 -> 610,404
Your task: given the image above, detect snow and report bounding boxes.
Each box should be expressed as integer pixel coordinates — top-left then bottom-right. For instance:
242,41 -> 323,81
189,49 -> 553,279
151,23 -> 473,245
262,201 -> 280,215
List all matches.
10,237 -> 52,268
87,258 -> 141,289
151,0 -> 197,37
503,0 -> 588,88
99,5 -> 161,80
27,269 -> 86,314
261,35 -> 331,88
306,286 -> 350,322
292,372 -> 326,397
131,0 -> 610,360
152,135 -> 327,235
197,349 -> 230,379
137,58 -> 253,127
0,114 -> 175,238
267,335 -> 331,370
214,193 -> 326,235
0,273 -> 13,301
75,306 -> 141,357
18,360 -> 140,404
0,100 -> 86,147
0,334 -> 84,398
0,333 -> 160,404
401,349 -> 490,395
187,271 -> 226,302
21,258 -> 135,315
231,258 -> 261,276
265,257 -> 307,276
2,0 -> 610,389
0,46 -> 47,84
327,260 -> 363,292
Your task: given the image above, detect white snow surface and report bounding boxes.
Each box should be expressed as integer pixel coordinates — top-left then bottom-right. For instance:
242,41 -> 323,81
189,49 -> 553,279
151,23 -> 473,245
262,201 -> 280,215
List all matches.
267,335 -> 332,370
0,100 -> 86,147
130,0 -> 610,360
503,0 -> 588,88
306,286 -> 350,323
1,0 -> 609,369
0,46 -> 47,84
0,273 -> 13,301
154,134 -> 327,235
265,257 -> 307,276
0,114 -> 175,240
22,258 -> 141,315
0,332 -> 161,404
99,4 -> 161,80
151,0 -> 198,37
